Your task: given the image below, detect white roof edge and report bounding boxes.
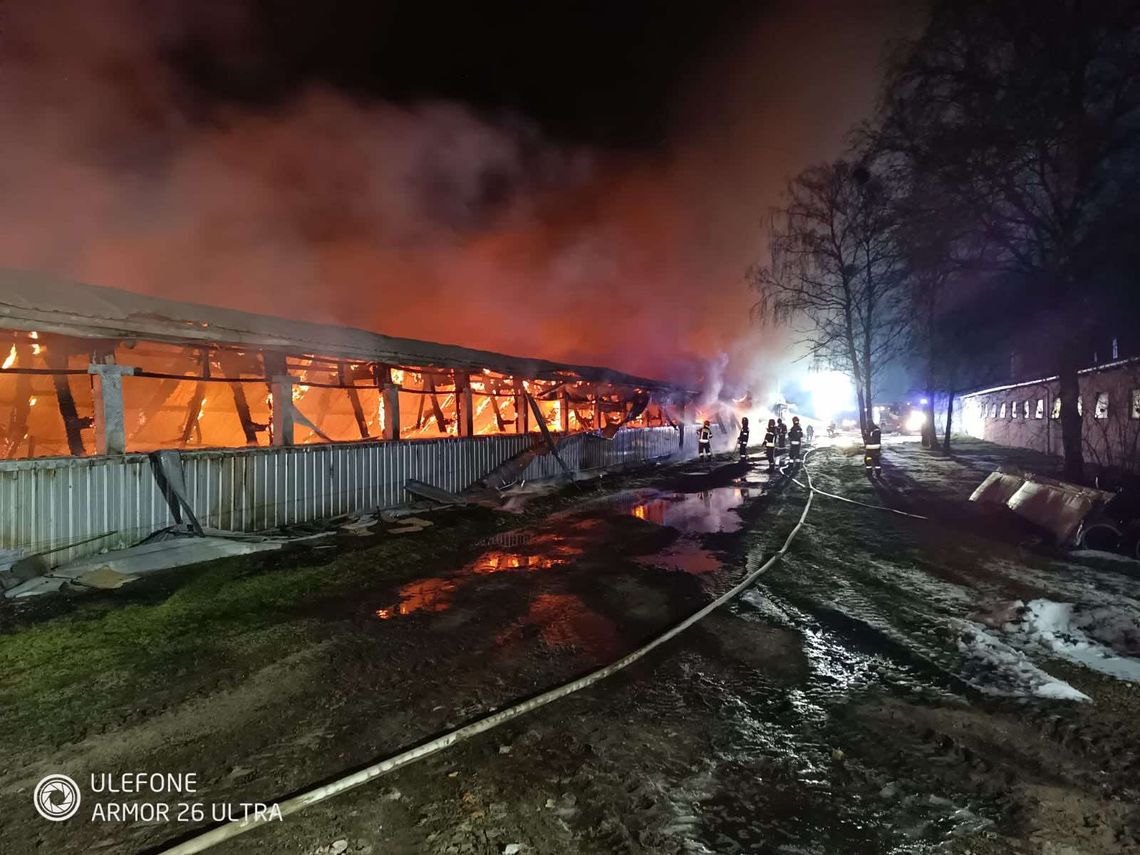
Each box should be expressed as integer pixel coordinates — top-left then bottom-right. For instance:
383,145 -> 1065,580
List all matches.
0,268 -> 685,393
961,355 -> 1140,399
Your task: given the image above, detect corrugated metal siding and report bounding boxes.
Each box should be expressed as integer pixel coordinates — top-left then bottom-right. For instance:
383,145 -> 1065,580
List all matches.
518,427 -> 683,481
0,428 -> 684,566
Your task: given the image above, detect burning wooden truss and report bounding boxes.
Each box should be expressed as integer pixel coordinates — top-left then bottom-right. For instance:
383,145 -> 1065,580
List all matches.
0,272 -> 694,458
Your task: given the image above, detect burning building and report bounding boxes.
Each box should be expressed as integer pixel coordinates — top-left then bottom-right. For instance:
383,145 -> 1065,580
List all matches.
0,270 -> 701,566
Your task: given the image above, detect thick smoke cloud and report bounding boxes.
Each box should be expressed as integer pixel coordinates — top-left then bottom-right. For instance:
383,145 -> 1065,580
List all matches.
0,1 -> 915,396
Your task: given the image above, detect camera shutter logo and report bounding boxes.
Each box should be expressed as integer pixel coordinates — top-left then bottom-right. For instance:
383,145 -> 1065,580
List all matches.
34,774 -> 82,821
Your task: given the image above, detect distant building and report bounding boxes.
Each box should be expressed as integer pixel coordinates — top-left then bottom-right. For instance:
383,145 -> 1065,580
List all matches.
957,357 -> 1140,474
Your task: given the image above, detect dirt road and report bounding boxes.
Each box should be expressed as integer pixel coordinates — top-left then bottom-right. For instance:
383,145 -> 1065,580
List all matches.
1,439 -> 1137,854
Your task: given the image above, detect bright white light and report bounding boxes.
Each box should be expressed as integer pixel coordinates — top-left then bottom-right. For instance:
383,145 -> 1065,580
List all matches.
919,397 -> 929,405
803,370 -> 855,422
906,410 -> 927,432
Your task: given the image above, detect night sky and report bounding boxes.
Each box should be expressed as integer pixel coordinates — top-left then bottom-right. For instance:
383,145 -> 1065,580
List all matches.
175,1 -> 760,148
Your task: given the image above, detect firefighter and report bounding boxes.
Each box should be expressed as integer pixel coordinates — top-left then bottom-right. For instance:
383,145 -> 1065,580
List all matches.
764,418 -> 777,472
697,419 -> 713,459
788,416 -> 803,460
737,417 -> 750,460
805,423 -> 815,445
776,418 -> 788,451
864,421 -> 882,475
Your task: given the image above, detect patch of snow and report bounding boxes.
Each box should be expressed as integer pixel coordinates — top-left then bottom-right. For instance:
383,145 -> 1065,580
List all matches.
1001,598 -> 1140,683
957,623 -> 1089,701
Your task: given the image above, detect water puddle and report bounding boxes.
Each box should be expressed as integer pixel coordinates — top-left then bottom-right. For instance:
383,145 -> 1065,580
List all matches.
613,487 -> 748,533
373,485 -> 756,653
495,592 -> 623,658
636,540 -> 722,575
375,578 -> 457,619
374,524 -> 593,620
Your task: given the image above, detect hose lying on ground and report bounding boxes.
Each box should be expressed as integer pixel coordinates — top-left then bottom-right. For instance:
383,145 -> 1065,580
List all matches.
154,452 -> 821,855
781,447 -> 929,521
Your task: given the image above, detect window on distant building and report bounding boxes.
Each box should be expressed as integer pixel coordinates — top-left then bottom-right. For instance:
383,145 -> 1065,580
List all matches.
1052,397 -> 1061,419
1078,396 -> 1084,416
999,402 -> 1007,419
1011,400 -> 1019,419
1023,400 -> 1030,419
1035,399 -> 1044,419
1094,392 -> 1109,419
1132,389 -> 1140,420
991,402 -> 998,418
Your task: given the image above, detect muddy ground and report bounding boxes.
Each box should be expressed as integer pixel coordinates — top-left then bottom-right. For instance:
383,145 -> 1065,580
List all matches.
1,437 -> 1138,854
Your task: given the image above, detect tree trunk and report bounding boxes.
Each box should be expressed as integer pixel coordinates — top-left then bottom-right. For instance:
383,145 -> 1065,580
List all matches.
862,331 -> 874,434
1058,342 -> 1084,481
923,389 -> 937,448
942,390 -> 954,452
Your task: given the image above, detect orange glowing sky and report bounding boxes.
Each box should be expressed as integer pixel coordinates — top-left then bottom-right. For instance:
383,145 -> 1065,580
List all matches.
0,1 -> 921,392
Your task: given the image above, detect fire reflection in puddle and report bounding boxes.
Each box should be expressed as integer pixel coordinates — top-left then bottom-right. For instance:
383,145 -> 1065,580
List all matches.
375,577 -> 457,619
497,593 -> 623,658
375,525 -> 592,620
620,489 -> 746,534
469,530 -> 587,574
636,540 -> 722,575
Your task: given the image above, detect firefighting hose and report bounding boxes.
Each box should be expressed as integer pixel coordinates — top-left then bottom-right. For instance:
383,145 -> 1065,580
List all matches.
155,449 -> 825,855
780,447 -> 929,521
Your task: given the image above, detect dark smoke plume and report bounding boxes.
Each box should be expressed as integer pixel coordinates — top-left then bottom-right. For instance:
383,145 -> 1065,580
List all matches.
0,1 -> 917,397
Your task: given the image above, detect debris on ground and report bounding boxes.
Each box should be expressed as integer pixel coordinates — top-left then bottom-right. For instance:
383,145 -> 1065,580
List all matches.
4,536 -> 281,599
340,514 -> 379,536
405,478 -> 468,507
72,566 -> 136,590
56,537 -> 281,578
388,517 -> 434,535
3,575 -> 67,598
970,467 -> 1114,545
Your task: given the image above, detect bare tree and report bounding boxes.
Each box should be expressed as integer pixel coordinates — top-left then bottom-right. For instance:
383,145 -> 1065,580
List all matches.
877,0 -> 1140,480
750,160 -> 907,434
889,164 -> 984,452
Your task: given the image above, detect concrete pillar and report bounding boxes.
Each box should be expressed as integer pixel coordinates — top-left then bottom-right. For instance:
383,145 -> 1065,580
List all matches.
270,375 -> 296,446
88,364 -> 136,455
383,383 -> 400,440
455,372 -> 473,437
559,391 -> 570,433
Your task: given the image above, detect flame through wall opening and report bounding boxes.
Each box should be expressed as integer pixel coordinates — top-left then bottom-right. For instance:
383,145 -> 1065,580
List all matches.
0,272 -> 695,459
